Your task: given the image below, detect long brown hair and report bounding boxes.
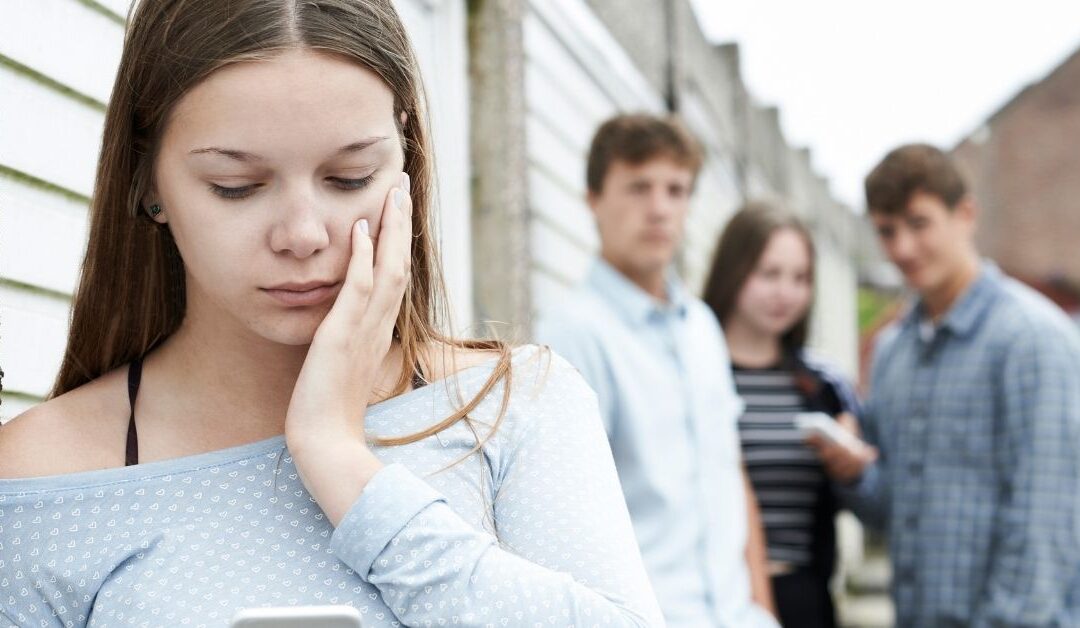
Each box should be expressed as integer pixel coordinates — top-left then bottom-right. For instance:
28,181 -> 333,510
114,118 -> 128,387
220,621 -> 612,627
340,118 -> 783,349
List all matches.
702,201 -> 816,354
53,0 -> 513,448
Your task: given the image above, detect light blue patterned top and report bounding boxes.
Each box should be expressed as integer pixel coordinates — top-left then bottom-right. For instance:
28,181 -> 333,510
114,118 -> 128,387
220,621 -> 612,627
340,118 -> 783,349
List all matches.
0,346 -> 663,628
843,262 -> 1080,627
536,260 -> 778,628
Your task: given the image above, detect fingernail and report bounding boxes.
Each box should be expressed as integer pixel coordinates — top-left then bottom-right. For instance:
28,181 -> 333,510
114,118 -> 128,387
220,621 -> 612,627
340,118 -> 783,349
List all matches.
394,188 -> 406,209
357,219 -> 369,235
401,171 -> 411,193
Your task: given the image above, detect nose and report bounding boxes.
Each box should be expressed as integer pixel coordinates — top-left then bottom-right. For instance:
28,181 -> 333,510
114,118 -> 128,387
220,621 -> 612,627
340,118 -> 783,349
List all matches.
269,190 -> 331,259
647,187 -> 675,221
889,227 -> 917,263
780,275 -> 809,306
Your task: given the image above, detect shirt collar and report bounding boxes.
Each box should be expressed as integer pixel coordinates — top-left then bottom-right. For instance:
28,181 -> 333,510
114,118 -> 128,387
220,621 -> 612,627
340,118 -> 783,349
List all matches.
586,258 -> 689,327
902,260 -> 1003,340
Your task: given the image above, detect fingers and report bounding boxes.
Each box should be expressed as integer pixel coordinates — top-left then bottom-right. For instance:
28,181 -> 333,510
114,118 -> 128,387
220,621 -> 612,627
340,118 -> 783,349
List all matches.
322,218 -> 375,330
806,431 -> 874,483
369,172 -> 413,322
837,412 -> 861,436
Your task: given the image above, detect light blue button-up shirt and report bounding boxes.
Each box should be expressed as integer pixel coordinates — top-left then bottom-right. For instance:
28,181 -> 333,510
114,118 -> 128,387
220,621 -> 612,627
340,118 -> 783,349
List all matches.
537,259 -> 779,628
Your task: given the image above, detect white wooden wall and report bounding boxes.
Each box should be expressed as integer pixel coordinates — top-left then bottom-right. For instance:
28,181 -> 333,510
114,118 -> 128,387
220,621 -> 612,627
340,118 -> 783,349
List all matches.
0,0 -> 471,421
810,236 -> 859,377
679,86 -> 743,293
523,0 -> 660,311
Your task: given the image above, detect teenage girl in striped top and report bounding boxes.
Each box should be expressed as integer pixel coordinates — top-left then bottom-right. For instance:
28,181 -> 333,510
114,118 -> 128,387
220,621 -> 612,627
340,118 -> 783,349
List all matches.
703,203 -> 873,628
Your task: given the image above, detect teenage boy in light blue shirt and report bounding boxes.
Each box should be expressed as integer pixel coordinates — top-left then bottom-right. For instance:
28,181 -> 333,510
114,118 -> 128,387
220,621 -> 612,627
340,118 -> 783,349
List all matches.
537,114 -> 778,628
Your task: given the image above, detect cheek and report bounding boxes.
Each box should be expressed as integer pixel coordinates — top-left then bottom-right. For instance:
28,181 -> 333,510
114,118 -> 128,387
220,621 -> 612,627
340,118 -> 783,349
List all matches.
917,231 -> 947,260
883,239 -> 908,261
169,214 -> 260,288
736,278 -> 770,313
344,171 -> 403,234
790,284 -> 814,310
599,207 -> 631,238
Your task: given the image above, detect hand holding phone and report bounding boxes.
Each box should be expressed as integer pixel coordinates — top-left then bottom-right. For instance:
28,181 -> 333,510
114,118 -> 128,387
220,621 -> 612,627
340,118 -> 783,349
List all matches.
794,412 -> 862,450
798,412 -> 878,483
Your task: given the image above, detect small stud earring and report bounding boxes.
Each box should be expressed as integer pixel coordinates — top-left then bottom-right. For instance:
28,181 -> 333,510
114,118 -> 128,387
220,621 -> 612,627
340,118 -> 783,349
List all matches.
148,204 -> 162,217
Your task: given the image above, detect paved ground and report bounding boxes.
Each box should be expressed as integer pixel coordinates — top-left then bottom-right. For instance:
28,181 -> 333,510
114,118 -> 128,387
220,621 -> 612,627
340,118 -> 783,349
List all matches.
837,552 -> 894,628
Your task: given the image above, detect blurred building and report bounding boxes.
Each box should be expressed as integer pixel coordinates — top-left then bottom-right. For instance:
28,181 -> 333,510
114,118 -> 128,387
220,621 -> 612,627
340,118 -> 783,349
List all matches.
0,0 -> 862,415
953,45 -> 1080,316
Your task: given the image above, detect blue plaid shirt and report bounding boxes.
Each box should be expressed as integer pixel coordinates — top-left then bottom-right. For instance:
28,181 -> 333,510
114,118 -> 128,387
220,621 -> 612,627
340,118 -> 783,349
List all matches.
844,262 -> 1080,627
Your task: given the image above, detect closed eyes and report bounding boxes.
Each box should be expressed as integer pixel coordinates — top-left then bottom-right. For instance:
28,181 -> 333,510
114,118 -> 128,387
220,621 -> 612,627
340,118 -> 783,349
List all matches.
209,175 -> 377,200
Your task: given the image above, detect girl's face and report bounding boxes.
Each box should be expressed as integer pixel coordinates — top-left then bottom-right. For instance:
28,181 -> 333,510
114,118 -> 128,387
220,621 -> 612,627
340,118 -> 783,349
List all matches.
152,49 -> 406,345
732,228 -> 814,340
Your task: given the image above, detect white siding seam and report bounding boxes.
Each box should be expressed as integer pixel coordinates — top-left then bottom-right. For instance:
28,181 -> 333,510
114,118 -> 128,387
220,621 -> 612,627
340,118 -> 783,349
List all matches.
0,53 -> 107,112
530,210 -> 594,254
71,0 -> 127,25
530,259 -> 577,289
0,277 -> 73,304
0,165 -> 91,205
527,157 -> 583,202
526,103 -> 592,163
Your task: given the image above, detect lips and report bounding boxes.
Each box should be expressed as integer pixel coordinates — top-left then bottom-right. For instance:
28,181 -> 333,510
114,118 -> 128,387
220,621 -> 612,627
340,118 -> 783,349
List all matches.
261,281 -> 341,307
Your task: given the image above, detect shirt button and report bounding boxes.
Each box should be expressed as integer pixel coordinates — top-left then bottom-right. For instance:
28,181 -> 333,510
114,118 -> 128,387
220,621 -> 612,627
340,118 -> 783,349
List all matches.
905,514 -> 918,529
908,462 -> 923,477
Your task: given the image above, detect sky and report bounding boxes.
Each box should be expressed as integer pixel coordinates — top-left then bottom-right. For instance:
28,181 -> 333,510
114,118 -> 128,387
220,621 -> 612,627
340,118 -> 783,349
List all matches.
688,0 -> 1080,210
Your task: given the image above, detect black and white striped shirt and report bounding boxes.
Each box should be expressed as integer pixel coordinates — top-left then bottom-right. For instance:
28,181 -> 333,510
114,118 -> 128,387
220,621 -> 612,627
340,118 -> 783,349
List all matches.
734,364 -> 827,568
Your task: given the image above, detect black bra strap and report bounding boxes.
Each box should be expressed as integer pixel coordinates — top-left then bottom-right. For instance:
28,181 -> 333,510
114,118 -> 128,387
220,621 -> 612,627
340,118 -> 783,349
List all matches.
124,357 -> 418,468
125,359 -> 142,466
411,363 -> 426,390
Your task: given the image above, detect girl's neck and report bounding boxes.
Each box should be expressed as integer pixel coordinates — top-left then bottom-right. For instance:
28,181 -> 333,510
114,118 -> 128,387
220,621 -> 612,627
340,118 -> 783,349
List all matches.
144,303 -> 401,441
724,316 -> 785,369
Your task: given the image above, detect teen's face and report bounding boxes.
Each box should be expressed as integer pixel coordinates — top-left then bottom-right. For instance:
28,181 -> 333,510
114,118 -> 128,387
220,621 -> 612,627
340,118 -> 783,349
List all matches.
589,157 -> 693,278
152,49 -> 405,345
870,191 -> 977,295
733,228 -> 814,338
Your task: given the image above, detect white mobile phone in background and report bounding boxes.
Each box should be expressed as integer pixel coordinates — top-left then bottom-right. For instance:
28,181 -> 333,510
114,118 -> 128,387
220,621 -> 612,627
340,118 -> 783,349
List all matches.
794,412 -> 861,450
230,605 -> 364,628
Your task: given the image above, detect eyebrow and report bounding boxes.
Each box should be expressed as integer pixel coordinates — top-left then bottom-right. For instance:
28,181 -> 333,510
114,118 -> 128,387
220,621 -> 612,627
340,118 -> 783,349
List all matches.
189,136 -> 390,161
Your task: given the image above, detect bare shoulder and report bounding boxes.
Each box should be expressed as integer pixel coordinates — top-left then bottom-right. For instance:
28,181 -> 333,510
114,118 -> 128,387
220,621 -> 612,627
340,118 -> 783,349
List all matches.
419,341 -> 509,382
0,367 -> 130,479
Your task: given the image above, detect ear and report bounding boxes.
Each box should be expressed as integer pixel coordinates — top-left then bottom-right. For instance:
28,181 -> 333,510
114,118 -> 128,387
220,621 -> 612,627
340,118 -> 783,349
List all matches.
142,193 -> 168,224
586,189 -> 600,215
399,111 -> 408,127
954,194 -> 979,231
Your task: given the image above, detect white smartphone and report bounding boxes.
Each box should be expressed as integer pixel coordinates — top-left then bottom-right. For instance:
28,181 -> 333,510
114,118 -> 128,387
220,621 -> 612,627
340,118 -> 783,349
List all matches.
794,412 -> 861,450
230,605 -> 364,628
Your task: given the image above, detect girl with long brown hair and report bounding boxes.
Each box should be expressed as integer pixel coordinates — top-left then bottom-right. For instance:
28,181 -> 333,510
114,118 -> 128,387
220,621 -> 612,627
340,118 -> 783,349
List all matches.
703,203 -> 871,628
0,1 -> 661,626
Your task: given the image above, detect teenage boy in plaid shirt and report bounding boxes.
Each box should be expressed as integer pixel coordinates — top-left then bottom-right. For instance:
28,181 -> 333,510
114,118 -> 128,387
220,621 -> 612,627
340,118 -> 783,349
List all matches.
809,143 -> 1080,627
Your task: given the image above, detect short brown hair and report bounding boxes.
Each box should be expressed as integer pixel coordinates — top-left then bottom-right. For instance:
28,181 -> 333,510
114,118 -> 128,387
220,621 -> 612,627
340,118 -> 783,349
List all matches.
586,113 -> 703,194
864,143 -> 968,215
702,201 -> 815,352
